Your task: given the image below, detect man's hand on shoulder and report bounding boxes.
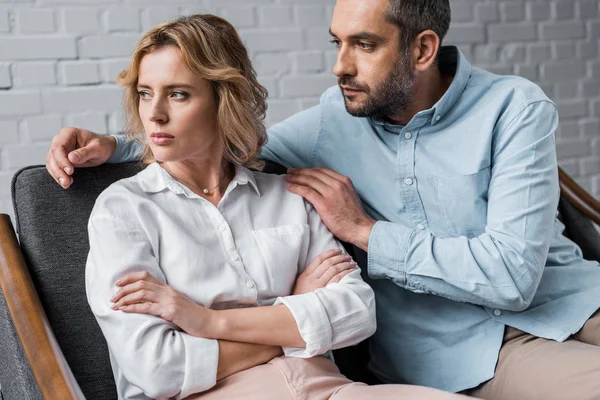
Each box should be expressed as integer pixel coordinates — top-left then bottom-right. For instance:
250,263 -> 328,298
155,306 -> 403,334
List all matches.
285,167 -> 376,251
46,127 -> 117,189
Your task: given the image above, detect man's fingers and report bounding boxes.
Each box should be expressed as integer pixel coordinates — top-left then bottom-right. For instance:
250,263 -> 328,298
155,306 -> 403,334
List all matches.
284,172 -> 329,195
288,167 -> 346,186
304,249 -> 343,275
47,156 -> 72,189
68,144 -> 96,165
326,268 -> 354,286
51,144 -> 75,174
286,182 -> 322,205
319,261 -> 357,284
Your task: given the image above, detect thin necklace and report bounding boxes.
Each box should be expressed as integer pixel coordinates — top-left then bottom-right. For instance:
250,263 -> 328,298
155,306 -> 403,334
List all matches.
202,169 -> 227,195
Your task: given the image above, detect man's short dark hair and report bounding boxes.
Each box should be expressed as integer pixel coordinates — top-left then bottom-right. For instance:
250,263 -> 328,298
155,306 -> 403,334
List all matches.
385,0 -> 451,53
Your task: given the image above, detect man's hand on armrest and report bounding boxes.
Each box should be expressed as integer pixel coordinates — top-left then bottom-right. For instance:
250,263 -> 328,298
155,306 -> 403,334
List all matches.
46,127 -> 117,189
216,340 -> 282,381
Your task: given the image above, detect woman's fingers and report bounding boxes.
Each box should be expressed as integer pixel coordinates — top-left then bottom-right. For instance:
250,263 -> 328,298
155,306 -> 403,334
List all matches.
115,271 -> 161,287
112,288 -> 160,309
118,302 -> 159,316
326,268 -> 354,285
112,274 -> 163,303
313,254 -> 353,278
304,249 -> 343,275
318,261 -> 357,284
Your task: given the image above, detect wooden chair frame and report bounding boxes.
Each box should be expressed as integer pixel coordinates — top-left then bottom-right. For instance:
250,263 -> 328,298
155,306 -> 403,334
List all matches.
0,166 -> 598,399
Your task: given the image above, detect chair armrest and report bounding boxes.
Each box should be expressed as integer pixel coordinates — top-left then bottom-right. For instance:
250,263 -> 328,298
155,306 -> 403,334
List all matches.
559,167 -> 600,226
0,214 -> 85,400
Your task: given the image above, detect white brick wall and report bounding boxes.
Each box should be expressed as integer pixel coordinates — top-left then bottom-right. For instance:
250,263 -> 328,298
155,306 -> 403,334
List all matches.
446,0 -> 600,198
0,0 -> 598,221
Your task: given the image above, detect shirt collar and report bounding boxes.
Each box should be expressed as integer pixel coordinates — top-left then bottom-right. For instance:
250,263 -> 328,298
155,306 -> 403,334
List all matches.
369,45 -> 471,128
138,162 -> 261,197
429,46 -> 472,125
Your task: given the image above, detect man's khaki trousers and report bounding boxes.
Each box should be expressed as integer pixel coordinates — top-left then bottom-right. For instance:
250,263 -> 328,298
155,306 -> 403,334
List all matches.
465,310 -> 600,400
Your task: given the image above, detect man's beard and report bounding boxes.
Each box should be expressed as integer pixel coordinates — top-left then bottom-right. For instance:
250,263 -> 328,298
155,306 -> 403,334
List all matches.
339,51 -> 415,121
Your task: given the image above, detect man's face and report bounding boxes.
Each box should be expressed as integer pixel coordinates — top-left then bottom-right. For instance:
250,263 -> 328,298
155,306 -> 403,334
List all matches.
330,0 -> 415,120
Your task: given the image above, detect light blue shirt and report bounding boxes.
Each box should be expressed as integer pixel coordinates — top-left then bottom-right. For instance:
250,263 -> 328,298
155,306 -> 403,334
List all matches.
110,47 -> 600,393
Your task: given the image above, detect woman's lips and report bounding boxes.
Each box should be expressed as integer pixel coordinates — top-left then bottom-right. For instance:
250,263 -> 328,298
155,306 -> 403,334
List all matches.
150,132 -> 174,145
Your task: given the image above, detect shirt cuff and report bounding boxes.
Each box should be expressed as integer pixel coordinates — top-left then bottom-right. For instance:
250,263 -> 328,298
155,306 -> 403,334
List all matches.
273,292 -> 333,358
178,334 -> 219,398
107,134 -> 143,164
367,221 -> 413,286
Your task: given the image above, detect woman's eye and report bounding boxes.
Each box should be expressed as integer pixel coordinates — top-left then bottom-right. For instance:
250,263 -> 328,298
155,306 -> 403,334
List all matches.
171,91 -> 188,99
137,91 -> 151,100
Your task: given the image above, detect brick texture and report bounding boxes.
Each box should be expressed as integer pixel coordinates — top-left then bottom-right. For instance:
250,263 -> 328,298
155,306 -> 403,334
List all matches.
0,0 -> 598,221
446,0 -> 600,200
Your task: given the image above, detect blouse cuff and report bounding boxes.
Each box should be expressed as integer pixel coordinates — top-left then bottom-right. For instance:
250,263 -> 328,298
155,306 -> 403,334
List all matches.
178,334 -> 219,398
274,292 -> 333,357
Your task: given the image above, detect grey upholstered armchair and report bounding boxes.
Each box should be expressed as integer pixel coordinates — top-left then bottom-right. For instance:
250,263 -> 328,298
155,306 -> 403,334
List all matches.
0,163 -> 598,400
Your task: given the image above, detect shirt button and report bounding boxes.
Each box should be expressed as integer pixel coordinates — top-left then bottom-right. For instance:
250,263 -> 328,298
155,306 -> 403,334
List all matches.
404,177 -> 414,186
219,225 -> 226,232
404,132 -> 412,140
417,224 -> 425,230
435,115 -> 441,121
233,255 -> 240,261
493,309 -> 502,316
246,280 -> 254,289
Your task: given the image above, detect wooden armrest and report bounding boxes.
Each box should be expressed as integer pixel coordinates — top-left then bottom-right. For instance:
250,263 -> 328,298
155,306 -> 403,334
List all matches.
559,167 -> 600,226
0,214 -> 85,400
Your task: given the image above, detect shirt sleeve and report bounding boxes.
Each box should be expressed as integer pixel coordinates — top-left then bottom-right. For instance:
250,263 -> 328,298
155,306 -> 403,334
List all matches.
273,201 -> 376,358
107,134 -> 144,163
86,187 -> 219,399
368,100 -> 560,312
262,105 -> 322,168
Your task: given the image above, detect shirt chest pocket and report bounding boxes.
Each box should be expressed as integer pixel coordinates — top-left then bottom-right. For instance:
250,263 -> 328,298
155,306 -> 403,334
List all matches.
434,167 -> 491,237
251,224 -> 309,297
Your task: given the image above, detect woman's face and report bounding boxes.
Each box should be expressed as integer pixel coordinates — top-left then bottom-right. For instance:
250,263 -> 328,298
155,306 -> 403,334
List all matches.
137,46 -> 219,163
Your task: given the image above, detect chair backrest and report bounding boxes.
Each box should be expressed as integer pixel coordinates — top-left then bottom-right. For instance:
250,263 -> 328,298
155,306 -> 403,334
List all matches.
1,163 -> 143,400
0,161 -> 287,400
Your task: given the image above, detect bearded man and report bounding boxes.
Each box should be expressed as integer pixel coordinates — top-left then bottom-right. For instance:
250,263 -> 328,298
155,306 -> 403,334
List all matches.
46,1 -> 600,399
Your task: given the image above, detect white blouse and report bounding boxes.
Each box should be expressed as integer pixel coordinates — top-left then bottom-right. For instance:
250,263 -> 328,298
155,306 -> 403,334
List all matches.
85,162 -> 376,400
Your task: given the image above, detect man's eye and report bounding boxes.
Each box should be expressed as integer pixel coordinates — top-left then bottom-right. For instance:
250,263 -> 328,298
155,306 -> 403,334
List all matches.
137,91 -> 151,100
171,91 -> 188,99
358,42 -> 375,50
329,39 -> 341,48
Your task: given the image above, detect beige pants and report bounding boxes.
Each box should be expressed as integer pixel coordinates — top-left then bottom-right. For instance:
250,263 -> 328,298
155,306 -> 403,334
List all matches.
189,355 -> 471,399
465,310 -> 600,400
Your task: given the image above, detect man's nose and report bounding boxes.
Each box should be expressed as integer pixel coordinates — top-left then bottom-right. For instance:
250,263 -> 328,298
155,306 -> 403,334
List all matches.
333,46 -> 357,77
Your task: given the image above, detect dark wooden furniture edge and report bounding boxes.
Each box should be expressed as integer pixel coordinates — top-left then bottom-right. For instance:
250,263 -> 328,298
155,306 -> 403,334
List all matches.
559,167 -> 600,225
0,214 -> 85,400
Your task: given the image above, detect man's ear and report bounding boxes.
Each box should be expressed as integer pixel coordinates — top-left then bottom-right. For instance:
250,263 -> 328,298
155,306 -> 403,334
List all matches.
411,30 -> 440,72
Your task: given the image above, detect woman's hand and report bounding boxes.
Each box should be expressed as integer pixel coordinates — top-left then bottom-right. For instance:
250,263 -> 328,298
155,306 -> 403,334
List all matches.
111,271 -> 215,338
293,249 -> 357,295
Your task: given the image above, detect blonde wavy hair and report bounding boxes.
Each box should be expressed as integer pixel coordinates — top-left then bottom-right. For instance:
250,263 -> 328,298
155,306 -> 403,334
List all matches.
118,14 -> 268,170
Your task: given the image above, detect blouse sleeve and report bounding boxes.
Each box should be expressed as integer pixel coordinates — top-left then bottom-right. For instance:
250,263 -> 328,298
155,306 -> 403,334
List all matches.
86,187 -> 219,399
273,201 -> 376,358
